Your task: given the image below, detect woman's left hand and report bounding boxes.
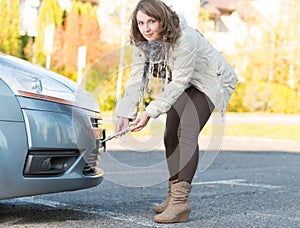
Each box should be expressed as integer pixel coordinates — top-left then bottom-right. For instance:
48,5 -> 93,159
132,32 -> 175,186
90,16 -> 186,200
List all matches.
131,112 -> 150,132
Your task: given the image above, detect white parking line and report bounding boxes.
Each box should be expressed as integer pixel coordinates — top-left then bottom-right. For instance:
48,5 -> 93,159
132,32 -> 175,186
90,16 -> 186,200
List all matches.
10,197 -> 157,227
192,179 -> 282,189
7,179 -> 281,227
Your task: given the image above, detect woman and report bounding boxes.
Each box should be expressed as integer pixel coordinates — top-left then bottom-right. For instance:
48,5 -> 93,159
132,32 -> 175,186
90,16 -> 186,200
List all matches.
115,0 -> 238,223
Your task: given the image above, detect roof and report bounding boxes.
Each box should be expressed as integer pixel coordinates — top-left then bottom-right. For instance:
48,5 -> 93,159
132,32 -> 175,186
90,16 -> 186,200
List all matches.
204,0 -> 239,11
76,0 -> 99,5
202,0 -> 263,23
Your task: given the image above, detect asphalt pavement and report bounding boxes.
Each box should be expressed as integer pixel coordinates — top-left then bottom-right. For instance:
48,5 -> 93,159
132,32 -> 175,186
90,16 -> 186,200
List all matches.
1,150 -> 299,228
1,113 -> 299,227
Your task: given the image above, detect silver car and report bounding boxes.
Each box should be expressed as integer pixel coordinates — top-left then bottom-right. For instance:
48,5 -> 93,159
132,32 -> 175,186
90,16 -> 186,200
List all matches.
0,53 -> 106,200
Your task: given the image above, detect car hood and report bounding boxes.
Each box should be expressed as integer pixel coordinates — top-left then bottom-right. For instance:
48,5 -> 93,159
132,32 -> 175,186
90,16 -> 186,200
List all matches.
0,53 -> 100,112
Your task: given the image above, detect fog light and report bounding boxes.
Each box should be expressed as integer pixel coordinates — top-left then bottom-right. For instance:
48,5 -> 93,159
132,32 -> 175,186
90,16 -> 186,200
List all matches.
24,151 -> 78,176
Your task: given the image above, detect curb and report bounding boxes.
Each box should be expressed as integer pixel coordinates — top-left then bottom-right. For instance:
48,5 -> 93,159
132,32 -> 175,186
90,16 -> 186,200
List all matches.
105,135 -> 300,153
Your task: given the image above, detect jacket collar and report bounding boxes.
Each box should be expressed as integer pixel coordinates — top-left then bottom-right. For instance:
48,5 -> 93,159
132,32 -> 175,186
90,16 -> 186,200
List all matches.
177,12 -> 188,30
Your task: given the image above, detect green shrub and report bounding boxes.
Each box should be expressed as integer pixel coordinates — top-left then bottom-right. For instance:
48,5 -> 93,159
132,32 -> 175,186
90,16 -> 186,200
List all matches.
243,81 -> 271,112
232,81 -> 299,113
99,95 -> 116,112
227,82 -> 248,112
268,83 -> 299,113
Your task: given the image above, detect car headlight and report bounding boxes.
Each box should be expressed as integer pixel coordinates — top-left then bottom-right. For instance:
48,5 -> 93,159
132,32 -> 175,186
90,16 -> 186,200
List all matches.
14,71 -> 75,105
1,67 -> 99,112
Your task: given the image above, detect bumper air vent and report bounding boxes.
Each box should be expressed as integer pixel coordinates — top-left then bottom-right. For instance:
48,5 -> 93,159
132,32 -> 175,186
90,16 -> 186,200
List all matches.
24,151 -> 79,177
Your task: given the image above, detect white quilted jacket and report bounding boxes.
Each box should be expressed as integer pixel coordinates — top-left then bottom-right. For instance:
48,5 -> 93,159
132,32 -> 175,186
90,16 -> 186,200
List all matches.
116,15 -> 238,119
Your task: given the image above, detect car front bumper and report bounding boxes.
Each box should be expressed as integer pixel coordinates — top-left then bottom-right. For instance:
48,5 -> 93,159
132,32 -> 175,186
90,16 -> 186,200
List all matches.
0,96 -> 106,200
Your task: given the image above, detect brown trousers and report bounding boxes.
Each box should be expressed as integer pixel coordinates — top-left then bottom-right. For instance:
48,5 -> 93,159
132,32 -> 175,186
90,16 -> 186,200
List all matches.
164,86 -> 214,183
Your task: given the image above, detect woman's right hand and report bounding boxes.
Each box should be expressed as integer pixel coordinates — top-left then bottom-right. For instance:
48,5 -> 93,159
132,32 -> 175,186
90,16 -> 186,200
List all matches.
115,117 -> 130,136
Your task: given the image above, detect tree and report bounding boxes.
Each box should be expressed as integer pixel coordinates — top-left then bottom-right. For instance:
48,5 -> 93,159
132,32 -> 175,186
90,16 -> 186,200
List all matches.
226,0 -> 300,113
0,0 -> 21,57
35,0 -> 64,66
51,1 -> 104,81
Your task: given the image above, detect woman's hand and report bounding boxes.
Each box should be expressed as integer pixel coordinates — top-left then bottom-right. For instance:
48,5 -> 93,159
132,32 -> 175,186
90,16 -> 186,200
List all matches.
131,112 -> 150,132
115,117 -> 130,136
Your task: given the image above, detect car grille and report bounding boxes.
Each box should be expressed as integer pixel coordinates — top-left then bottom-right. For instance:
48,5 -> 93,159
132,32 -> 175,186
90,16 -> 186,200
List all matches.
90,116 -> 103,128
83,117 -> 106,176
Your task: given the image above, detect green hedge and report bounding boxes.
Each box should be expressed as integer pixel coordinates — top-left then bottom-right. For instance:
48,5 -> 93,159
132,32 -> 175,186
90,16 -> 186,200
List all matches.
227,81 -> 299,113
91,78 -> 299,114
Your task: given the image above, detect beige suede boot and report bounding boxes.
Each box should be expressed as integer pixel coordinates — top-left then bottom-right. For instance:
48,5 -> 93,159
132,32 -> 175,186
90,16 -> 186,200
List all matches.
154,181 -> 192,223
153,179 -> 178,213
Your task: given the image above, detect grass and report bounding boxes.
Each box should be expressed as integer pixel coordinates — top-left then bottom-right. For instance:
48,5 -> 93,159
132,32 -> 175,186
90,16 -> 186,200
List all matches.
203,123 -> 300,140
101,112 -> 300,141
101,121 -> 164,136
